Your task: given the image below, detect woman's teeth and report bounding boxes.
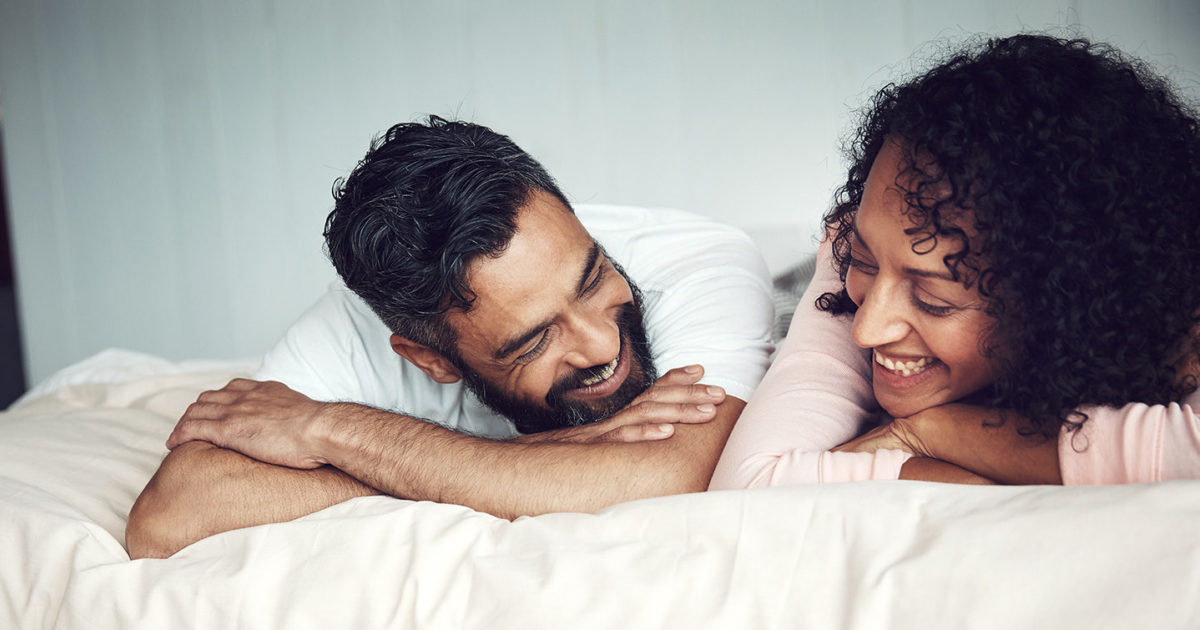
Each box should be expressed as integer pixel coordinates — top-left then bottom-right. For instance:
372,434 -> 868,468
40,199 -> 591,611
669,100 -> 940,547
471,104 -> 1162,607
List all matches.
580,356 -> 620,386
874,352 -> 935,377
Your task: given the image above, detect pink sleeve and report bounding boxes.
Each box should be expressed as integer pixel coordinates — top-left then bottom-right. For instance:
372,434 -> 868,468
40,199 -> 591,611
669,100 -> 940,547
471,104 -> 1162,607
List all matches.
1059,397 -> 1200,485
709,239 -> 911,489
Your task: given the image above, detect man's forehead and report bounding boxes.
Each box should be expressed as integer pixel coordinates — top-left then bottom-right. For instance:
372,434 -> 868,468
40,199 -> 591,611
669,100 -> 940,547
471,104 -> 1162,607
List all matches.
446,197 -> 598,353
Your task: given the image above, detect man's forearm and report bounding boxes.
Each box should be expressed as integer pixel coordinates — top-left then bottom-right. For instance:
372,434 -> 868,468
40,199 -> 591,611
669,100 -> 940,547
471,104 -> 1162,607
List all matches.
317,398 -> 746,520
126,441 -> 377,559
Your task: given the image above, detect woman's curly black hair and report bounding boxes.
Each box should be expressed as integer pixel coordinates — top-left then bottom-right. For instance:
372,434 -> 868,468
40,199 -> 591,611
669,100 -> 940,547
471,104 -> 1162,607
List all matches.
819,34 -> 1200,438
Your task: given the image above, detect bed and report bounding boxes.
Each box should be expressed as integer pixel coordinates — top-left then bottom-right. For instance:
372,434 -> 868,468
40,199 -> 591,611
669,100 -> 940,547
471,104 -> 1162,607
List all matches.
2,348 -> 1198,629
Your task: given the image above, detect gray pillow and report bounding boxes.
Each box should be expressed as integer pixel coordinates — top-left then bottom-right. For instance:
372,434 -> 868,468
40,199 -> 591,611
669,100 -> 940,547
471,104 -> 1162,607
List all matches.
770,254 -> 817,342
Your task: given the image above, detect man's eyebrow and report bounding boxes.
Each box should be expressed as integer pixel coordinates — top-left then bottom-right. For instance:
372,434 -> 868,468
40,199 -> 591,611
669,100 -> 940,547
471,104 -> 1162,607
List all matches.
492,243 -> 601,362
575,242 -> 601,296
493,318 -> 554,361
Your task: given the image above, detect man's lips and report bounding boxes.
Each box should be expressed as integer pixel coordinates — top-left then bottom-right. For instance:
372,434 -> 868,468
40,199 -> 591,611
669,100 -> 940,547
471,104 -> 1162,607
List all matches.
566,344 -> 631,399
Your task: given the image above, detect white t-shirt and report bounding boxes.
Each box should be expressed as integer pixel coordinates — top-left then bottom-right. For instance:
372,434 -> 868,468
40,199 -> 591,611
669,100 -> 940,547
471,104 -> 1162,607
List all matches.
255,204 -> 775,439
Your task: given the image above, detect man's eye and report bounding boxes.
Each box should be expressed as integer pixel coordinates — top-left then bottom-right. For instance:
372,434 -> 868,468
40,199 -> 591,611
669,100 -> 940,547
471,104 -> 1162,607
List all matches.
517,332 -> 550,363
583,262 -> 607,295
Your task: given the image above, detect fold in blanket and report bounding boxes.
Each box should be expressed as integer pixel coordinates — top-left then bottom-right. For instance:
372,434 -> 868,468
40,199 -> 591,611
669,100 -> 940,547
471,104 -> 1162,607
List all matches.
2,358 -> 1198,629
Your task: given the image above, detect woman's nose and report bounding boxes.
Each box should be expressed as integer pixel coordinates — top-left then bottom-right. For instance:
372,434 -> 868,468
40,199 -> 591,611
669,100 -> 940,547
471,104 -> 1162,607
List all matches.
851,279 -> 913,349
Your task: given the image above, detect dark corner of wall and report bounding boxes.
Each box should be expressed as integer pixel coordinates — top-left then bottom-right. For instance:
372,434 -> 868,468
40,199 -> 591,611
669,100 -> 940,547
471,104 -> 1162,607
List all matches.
0,125 -> 28,408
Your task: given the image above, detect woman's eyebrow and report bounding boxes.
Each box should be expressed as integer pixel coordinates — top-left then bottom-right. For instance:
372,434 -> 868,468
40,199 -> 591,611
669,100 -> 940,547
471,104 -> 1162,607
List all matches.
854,221 -> 958,282
903,266 -> 958,282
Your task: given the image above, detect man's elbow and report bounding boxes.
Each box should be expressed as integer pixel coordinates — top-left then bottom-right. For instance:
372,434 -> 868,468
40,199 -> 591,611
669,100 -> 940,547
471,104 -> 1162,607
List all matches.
126,493 -> 185,559
648,440 -> 722,497
125,442 -> 216,559
667,402 -> 744,494
126,481 -> 187,559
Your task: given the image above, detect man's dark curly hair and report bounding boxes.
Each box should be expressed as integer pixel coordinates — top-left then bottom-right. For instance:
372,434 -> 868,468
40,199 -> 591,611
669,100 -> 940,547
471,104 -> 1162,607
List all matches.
324,116 -> 571,362
819,34 -> 1200,437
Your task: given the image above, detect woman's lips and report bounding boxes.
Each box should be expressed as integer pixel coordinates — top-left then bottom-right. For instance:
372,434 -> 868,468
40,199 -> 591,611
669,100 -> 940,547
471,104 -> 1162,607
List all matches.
872,354 -> 944,390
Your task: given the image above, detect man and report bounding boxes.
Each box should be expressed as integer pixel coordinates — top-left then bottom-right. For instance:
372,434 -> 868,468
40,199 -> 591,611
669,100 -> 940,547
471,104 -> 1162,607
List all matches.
126,117 -> 774,559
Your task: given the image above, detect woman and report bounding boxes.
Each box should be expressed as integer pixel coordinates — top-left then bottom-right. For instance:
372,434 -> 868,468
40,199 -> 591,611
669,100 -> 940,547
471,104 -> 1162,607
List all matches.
710,34 -> 1200,488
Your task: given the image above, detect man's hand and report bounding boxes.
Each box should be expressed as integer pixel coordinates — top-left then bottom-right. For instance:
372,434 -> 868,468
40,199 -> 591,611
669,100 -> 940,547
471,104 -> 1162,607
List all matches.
166,379 -> 333,469
156,364 -> 749,522
512,364 -> 725,445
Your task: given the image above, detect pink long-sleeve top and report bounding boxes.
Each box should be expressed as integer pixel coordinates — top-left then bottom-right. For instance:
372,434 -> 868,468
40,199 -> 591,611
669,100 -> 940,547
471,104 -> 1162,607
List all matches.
709,239 -> 1200,489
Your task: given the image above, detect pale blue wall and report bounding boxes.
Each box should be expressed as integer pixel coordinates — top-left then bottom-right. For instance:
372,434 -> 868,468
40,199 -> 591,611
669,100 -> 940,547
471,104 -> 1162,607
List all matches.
1,0 -> 1198,384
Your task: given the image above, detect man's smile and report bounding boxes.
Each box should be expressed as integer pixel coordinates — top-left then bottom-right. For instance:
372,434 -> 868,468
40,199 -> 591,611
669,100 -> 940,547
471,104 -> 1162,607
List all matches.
566,343 -> 631,399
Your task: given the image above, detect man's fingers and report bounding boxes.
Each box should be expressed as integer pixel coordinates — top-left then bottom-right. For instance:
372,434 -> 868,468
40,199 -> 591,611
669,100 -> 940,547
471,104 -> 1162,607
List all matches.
166,418 -> 218,450
653,364 -> 705,387
597,423 -> 675,443
223,378 -> 260,391
168,399 -> 236,449
621,400 -> 718,425
181,400 -> 228,421
195,390 -> 237,404
636,383 -> 725,406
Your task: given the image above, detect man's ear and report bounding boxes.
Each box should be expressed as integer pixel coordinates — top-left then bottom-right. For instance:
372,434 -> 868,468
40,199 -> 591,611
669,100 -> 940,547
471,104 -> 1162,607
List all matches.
390,334 -> 462,383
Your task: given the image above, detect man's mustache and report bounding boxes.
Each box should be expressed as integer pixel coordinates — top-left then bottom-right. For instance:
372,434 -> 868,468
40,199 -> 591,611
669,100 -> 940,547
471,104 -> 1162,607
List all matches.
543,302 -> 639,406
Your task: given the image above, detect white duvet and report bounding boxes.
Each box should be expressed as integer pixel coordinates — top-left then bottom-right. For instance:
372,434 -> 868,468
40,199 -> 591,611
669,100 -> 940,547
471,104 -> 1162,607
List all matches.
2,353 -> 1199,629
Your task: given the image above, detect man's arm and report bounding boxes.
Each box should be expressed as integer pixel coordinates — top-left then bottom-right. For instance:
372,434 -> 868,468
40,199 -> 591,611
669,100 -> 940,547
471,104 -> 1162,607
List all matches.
128,367 -> 737,558
126,441 -> 377,559
309,398 -> 744,519
166,374 -> 743,520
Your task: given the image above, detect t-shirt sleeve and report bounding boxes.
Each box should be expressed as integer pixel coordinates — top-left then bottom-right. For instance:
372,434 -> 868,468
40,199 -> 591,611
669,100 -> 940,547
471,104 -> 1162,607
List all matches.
1059,401 -> 1200,484
709,238 -> 892,489
640,226 -> 775,404
254,286 -> 383,404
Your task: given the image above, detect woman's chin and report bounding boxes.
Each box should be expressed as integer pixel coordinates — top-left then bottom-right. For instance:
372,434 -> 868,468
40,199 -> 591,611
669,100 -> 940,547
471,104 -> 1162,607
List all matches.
874,391 -> 938,420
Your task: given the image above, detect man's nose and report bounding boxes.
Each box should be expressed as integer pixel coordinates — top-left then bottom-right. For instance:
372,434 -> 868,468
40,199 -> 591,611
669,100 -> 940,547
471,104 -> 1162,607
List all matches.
562,308 -> 619,368
851,279 -> 912,350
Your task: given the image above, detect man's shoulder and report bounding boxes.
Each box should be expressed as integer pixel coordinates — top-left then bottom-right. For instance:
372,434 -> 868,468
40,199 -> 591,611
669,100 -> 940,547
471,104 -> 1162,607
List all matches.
575,204 -> 764,282
255,283 -> 515,437
580,206 -> 774,401
575,204 -> 743,240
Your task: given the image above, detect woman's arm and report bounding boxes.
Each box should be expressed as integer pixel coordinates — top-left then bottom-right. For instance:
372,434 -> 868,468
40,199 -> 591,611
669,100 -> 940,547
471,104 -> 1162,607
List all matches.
709,239 -> 884,489
708,237 -> 1004,488
839,398 -> 1200,485
1059,401 -> 1200,484
844,405 -> 1063,485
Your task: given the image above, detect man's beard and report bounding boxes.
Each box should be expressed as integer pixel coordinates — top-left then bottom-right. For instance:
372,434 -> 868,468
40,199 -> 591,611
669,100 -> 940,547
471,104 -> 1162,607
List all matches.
459,266 -> 658,435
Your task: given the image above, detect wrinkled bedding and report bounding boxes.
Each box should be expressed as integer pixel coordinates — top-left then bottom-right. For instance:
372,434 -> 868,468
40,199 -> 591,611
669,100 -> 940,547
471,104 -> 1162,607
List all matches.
2,354 -> 1199,629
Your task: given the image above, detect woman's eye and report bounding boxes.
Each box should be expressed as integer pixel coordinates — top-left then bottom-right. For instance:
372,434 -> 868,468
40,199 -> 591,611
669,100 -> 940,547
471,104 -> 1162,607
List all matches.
912,295 -> 954,317
848,256 -> 878,275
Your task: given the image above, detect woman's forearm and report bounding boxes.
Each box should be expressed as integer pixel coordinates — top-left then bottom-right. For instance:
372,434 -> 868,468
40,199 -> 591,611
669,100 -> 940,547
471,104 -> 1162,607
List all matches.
904,404 -> 1061,484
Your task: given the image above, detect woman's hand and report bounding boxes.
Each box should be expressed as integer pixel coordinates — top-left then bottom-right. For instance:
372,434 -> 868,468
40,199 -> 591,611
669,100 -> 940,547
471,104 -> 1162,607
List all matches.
836,403 -> 1062,484
831,414 -> 932,456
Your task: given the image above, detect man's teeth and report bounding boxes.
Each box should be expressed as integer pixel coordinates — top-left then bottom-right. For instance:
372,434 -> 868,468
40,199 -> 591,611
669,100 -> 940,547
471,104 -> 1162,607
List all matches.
580,356 -> 620,386
874,352 -> 935,377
